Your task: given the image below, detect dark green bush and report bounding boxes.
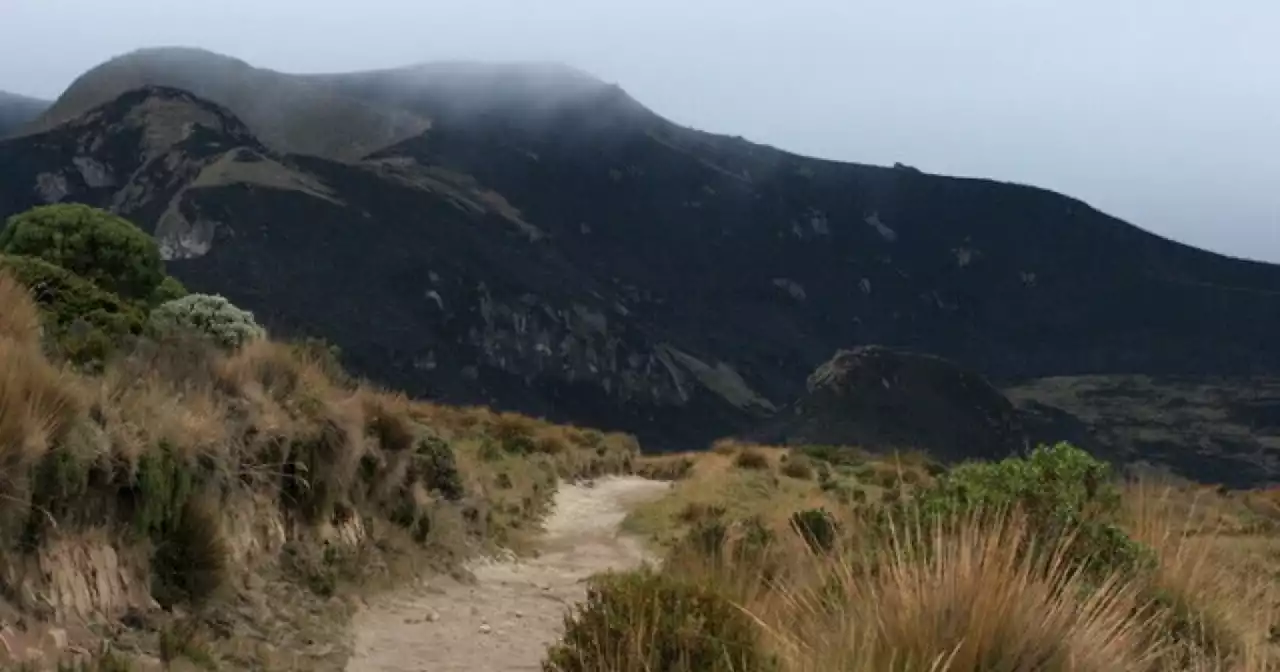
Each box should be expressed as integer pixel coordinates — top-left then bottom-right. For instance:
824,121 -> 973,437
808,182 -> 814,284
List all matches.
877,442 -> 1153,578
0,254 -> 147,363
542,568 -> 775,672
790,508 -> 838,553
148,274 -> 188,306
0,204 -> 165,301
413,435 -> 464,501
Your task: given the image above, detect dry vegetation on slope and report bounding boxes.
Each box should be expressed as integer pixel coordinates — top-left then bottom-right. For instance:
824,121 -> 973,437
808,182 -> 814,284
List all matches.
0,205 -> 640,670
551,441 -> 1280,671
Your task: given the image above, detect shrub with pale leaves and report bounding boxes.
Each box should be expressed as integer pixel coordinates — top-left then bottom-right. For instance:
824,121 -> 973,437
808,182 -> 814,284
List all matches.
150,293 -> 265,350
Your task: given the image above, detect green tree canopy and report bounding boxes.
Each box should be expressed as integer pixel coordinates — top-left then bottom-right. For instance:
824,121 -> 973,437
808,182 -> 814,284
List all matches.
0,203 -> 165,301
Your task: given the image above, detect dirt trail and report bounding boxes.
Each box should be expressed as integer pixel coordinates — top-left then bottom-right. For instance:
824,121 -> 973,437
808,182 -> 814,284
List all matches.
345,476 -> 672,672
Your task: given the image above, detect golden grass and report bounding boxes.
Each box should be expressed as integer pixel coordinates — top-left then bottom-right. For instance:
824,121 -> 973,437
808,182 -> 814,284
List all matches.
623,446 -> 847,545
740,511 -> 1165,671
0,337 -> 84,471
0,270 -> 84,474
0,270 -> 648,668
0,270 -> 43,346
618,445 -> 1280,672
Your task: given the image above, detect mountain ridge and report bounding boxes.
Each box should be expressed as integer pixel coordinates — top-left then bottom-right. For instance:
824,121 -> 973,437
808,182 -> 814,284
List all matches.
4,50 -> 1280,467
0,90 -> 51,137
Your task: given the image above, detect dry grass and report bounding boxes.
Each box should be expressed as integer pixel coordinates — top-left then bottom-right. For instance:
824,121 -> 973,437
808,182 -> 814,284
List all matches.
623,446 -> 848,546
0,270 -> 43,346
0,270 -> 645,669
613,444 -> 1280,672
0,274 -> 86,523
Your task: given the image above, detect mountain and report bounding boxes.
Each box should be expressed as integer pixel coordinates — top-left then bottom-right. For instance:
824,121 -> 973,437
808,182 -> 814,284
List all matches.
751,346 -> 1029,465
0,90 -> 50,136
5,48 -> 1280,466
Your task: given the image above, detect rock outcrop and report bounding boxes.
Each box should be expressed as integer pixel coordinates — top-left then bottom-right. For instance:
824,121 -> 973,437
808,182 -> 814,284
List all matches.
755,346 -> 1029,463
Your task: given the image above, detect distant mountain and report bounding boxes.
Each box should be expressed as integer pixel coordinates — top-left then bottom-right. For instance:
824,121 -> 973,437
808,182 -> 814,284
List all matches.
0,90 -> 50,136
5,48 -> 1280,469
23,47 -> 623,161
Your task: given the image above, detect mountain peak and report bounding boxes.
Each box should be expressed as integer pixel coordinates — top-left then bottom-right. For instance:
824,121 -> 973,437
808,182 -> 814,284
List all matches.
48,85 -> 257,150
26,48 -> 655,161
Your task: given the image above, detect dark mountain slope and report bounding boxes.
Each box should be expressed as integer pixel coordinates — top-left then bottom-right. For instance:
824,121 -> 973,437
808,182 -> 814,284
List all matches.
0,86 -> 759,448
5,49 -> 1280,458
753,346 -> 1030,465
372,103 -> 1280,390
0,90 -> 50,137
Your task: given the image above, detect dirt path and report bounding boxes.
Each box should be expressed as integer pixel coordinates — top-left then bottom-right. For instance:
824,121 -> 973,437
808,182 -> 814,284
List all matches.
345,476 -> 672,672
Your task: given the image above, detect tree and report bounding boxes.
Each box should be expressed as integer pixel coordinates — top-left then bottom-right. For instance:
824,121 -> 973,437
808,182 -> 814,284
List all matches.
0,203 -> 165,301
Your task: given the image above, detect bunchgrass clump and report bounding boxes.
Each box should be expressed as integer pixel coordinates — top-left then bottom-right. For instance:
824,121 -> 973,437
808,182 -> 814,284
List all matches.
542,567 -> 777,672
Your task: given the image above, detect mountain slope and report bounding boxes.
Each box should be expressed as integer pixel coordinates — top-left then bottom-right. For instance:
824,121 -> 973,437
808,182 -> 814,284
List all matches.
0,90 -> 50,136
0,85 -> 758,448
5,49 -> 1280,459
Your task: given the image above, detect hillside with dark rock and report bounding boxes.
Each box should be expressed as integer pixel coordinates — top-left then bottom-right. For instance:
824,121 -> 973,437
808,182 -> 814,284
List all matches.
0,90 -> 49,137
5,49 -> 1280,467
1006,375 -> 1280,488
752,346 -> 1029,464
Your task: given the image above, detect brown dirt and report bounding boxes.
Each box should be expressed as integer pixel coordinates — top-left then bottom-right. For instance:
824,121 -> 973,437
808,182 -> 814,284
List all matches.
344,476 -> 671,672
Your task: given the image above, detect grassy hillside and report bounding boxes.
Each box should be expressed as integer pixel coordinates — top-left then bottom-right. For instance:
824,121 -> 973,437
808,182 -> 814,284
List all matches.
549,441 -> 1280,671
0,206 -> 641,670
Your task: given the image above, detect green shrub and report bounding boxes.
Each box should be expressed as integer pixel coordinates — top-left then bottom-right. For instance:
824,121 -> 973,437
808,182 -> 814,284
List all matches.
0,204 -> 165,301
148,274 -> 188,306
542,568 -> 775,672
150,293 -> 265,350
790,507 -> 838,553
412,435 -> 464,501
880,442 -> 1153,578
0,254 -> 147,363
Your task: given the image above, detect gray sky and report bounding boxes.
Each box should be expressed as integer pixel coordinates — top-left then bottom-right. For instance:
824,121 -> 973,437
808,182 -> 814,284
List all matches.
3,0 -> 1279,262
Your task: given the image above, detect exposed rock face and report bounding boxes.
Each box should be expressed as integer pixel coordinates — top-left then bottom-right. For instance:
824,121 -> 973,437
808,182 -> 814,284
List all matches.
5,49 -> 1280,458
756,346 -> 1028,463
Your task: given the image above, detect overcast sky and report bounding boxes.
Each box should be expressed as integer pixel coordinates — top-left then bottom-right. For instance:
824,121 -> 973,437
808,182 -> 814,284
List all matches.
2,0 -> 1278,262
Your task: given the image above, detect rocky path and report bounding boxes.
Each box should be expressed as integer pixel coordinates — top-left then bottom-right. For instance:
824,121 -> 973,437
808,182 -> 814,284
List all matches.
344,476 -> 671,672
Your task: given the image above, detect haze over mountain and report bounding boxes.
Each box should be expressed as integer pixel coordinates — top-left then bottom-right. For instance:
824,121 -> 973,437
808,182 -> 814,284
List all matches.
0,90 -> 50,136
2,0 -> 1279,262
3,47 -> 1280,489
